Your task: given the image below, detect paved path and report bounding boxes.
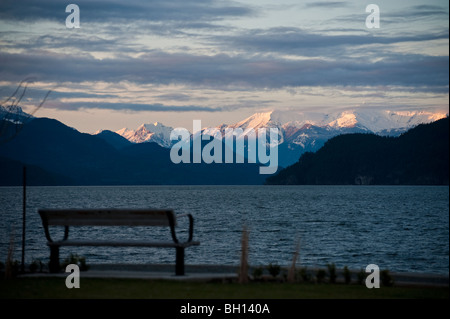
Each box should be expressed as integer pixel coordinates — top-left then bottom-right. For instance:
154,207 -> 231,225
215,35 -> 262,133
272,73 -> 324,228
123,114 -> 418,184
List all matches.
21,263 -> 449,287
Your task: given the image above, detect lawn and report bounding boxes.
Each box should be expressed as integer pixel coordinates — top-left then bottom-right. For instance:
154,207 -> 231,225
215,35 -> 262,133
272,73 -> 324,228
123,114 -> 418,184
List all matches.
1,277 -> 448,299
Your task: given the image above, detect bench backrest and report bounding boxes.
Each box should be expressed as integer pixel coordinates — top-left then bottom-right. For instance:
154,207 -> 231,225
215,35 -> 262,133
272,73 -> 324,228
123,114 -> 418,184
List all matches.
38,209 -> 176,227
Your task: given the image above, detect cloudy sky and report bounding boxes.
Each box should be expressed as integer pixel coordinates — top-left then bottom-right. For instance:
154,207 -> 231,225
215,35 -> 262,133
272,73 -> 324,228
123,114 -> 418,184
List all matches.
0,0 -> 448,133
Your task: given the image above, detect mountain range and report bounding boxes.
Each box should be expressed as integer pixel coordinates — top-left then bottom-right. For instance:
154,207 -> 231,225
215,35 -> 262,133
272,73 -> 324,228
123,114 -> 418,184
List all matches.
266,117 -> 449,185
0,108 -> 265,186
0,105 -> 447,186
107,109 -> 447,167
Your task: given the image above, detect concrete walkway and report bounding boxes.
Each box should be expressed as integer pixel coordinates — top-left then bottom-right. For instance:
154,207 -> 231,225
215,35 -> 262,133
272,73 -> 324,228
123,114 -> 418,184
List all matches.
20,263 -> 449,287
21,264 -> 239,281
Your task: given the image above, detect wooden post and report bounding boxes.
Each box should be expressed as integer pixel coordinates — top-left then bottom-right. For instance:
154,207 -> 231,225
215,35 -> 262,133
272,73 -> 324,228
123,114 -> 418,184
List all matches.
49,246 -> 61,273
239,225 -> 249,283
175,247 -> 185,276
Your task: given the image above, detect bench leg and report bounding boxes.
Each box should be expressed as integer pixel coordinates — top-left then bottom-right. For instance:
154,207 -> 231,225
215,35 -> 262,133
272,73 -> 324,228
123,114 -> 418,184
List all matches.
49,246 -> 60,273
175,247 -> 185,276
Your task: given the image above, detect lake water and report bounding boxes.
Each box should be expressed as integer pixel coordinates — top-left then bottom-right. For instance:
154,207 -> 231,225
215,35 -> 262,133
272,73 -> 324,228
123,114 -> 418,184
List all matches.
0,185 -> 448,274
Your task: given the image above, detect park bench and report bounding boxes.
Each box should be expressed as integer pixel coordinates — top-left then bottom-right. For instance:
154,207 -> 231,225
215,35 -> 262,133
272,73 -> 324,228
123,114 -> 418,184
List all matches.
38,209 -> 200,275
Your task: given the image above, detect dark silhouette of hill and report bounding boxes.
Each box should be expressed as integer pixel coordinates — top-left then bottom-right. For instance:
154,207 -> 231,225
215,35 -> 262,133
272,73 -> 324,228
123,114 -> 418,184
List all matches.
0,156 -> 74,186
95,130 -> 132,149
0,117 -> 265,185
266,117 -> 449,185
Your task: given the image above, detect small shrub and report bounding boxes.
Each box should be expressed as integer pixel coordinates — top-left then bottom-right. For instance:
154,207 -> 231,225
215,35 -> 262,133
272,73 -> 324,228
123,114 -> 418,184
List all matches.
343,266 -> 351,284
29,259 -> 39,273
267,263 -> 281,278
61,253 -> 89,271
357,268 -> 366,285
252,266 -> 263,280
327,263 -> 337,284
281,270 -> 288,282
28,258 -> 45,273
298,267 -> 311,283
78,256 -> 89,271
38,259 -> 45,272
10,260 -> 21,277
61,253 -> 76,269
381,269 -> 394,287
316,269 -> 327,283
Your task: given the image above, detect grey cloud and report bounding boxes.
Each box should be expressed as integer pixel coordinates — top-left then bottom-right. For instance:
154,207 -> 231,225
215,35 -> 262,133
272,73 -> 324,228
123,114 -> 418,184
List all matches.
34,34 -> 123,52
0,50 -> 447,92
335,4 -> 449,26
215,27 -> 449,56
304,1 -> 349,9
412,5 -> 445,10
48,91 -> 118,100
0,0 -> 255,23
43,101 -> 221,112
411,4 -> 448,13
383,6 -> 449,19
4,87 -> 117,100
155,93 -> 193,101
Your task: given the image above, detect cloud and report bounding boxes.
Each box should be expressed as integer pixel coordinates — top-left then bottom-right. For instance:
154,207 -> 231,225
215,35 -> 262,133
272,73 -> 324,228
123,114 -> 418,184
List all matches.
0,0 -> 447,118
0,0 -> 256,23
0,1 -> 248,56
42,101 -> 221,112
304,1 -> 349,9
155,93 -> 193,101
382,5 -> 449,19
411,4 -> 448,14
214,27 -> 449,56
0,49 -> 447,92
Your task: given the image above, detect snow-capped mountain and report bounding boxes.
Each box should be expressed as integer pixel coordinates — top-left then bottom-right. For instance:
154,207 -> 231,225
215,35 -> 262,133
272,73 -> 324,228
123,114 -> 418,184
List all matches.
0,105 -> 34,124
232,109 -> 446,166
263,109 -> 445,133
325,109 -> 446,133
115,122 -> 173,147
111,109 -> 447,167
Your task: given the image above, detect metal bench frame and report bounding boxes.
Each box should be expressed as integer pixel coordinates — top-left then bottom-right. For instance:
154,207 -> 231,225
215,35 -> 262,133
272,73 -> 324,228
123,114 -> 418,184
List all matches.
38,209 -> 200,276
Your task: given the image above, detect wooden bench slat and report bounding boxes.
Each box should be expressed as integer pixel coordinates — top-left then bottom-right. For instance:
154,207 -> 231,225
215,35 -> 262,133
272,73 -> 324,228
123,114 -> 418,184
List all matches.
40,209 -> 174,226
47,240 -> 200,248
46,219 -> 170,226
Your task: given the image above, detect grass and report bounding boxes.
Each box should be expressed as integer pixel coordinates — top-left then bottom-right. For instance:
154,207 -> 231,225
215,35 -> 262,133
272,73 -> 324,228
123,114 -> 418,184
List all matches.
1,277 -> 448,299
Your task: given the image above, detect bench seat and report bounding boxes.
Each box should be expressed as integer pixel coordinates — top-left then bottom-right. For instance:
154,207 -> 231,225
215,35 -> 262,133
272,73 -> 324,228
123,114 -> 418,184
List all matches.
47,240 -> 200,248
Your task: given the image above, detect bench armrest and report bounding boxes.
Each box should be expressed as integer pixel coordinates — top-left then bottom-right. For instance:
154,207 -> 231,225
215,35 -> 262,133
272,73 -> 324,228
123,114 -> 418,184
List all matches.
39,211 -> 69,243
178,214 -> 194,243
168,213 -> 195,244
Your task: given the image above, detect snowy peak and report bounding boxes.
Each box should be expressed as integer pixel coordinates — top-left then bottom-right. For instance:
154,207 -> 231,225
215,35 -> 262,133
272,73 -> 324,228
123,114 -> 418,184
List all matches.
0,104 -> 33,124
142,122 -> 172,137
115,122 -> 173,147
271,110 -> 326,129
232,110 -> 321,130
382,110 -> 447,129
230,111 -> 274,130
250,109 -> 447,132
115,127 -> 135,140
326,109 -> 447,132
1,104 -> 25,115
327,111 -> 358,129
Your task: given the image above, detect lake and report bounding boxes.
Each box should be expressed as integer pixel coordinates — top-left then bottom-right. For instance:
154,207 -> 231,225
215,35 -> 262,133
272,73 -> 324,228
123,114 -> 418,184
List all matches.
0,185 -> 448,274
